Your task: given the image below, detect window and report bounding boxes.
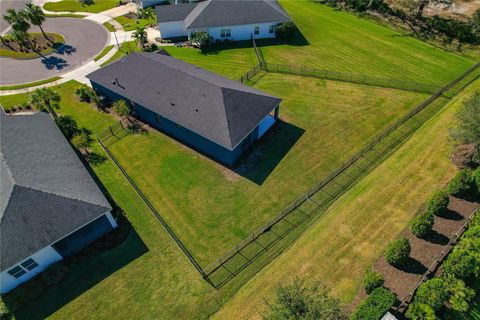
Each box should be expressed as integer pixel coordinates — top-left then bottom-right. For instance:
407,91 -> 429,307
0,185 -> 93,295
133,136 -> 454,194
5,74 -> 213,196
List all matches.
254,26 -> 260,35
8,266 -> 26,278
220,28 -> 231,38
269,25 -> 275,34
21,258 -> 39,271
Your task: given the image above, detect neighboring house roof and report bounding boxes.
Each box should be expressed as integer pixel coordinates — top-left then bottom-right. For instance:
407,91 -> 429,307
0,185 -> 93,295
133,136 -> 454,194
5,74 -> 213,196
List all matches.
0,112 -> 111,271
381,312 -> 398,320
86,52 -> 281,150
155,0 -> 291,29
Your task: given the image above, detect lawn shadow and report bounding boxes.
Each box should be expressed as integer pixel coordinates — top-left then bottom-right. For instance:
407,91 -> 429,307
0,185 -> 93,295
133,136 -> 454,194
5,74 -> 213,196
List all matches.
234,120 -> 305,185
5,228 -> 148,320
41,56 -> 68,70
397,257 -> 428,275
423,229 -> 450,245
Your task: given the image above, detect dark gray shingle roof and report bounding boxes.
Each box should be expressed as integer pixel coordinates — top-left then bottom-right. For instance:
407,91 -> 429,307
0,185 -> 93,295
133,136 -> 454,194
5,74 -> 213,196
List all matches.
155,0 -> 290,29
0,112 -> 111,271
86,52 -> 281,150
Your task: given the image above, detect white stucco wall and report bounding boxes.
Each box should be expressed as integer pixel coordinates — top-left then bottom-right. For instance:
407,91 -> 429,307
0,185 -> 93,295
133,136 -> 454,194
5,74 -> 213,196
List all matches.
159,21 -> 188,38
189,22 -> 279,41
0,246 -> 63,294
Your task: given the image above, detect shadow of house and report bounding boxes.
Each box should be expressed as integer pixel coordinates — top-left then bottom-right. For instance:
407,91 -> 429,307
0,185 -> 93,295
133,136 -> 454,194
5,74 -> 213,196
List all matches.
235,120 -> 305,185
5,229 -> 148,320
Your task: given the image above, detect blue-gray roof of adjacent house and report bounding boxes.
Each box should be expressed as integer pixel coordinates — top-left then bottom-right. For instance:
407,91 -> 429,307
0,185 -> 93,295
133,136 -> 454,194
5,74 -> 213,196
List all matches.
86,52 -> 282,150
155,0 -> 291,29
0,112 -> 111,271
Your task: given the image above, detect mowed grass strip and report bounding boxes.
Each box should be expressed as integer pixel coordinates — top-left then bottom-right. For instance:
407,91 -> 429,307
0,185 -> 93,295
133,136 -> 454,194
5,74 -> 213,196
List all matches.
211,78 -> 480,320
256,0 -> 474,85
107,73 -> 428,265
43,0 -> 118,13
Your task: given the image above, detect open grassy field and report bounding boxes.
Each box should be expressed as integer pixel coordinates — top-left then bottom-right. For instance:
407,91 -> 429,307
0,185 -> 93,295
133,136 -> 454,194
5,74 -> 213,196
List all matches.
43,0 -> 118,13
254,1 -> 474,85
105,74 -> 428,265
114,14 -> 155,31
212,78 -> 480,320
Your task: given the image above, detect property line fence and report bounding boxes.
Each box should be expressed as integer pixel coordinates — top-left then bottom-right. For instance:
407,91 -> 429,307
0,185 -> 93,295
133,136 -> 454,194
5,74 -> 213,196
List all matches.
395,208 -> 479,314
97,121 -> 128,145
203,62 -> 480,288
251,35 -> 266,67
240,64 -> 262,84
264,63 -> 442,94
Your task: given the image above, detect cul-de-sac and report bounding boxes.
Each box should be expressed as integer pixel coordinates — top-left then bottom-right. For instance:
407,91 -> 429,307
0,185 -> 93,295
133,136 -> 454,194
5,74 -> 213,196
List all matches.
0,0 -> 479,319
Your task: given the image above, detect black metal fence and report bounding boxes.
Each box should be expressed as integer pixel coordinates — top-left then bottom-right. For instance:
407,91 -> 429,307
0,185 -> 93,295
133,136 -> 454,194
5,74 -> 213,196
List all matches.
97,121 -> 129,145
203,62 -> 480,288
264,63 -> 442,94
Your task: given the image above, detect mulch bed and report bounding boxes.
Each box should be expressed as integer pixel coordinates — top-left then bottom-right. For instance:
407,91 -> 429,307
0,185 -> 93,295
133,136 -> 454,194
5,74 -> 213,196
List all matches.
0,33 -> 62,55
351,197 -> 479,310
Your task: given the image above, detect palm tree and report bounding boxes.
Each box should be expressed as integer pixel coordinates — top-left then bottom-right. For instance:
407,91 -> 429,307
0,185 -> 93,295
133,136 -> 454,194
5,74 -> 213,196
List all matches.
29,88 -> 61,119
24,4 -> 48,42
3,8 -> 33,49
10,30 -> 30,50
132,26 -> 147,49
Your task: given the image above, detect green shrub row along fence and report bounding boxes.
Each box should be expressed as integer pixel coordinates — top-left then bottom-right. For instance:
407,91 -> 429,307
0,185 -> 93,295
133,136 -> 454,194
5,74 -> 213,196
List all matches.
395,208 -> 479,314
203,62 -> 480,289
264,63 -> 442,94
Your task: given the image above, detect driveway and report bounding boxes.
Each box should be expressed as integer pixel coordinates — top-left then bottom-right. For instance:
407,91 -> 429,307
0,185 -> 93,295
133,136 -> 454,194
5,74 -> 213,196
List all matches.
0,17 -> 108,85
0,0 -> 31,34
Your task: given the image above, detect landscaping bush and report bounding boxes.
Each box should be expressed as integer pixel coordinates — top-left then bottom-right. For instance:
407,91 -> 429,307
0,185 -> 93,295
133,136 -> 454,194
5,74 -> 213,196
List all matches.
275,22 -> 297,40
411,213 -> 434,238
351,287 -> 396,320
112,99 -> 132,118
443,237 -> 480,280
263,278 -> 348,320
363,270 -> 384,294
74,85 -> 94,102
474,167 -> 480,197
462,225 -> 480,240
447,169 -> 477,200
445,277 -> 475,313
405,302 -> 436,320
385,238 -> 411,267
0,298 -> 12,320
55,115 -> 79,139
415,278 -> 449,311
426,190 -> 450,216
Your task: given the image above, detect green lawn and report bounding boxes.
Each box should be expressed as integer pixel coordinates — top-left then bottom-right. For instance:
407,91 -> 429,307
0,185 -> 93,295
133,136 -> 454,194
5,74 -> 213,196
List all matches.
100,41 -> 140,66
255,0 -> 474,85
93,45 -> 114,62
43,0 -> 118,13
0,77 -> 61,91
114,14 -> 155,31
106,74 -> 428,265
213,78 -> 480,320
102,21 -> 115,32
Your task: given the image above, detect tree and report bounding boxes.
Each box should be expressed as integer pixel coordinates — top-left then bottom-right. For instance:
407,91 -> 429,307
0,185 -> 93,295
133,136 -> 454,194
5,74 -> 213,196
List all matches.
112,100 -> 132,118
450,92 -> 480,165
29,88 -> 61,119
55,115 -> 79,139
137,7 -> 155,20
443,238 -> 480,280
275,22 -> 297,40
415,278 -> 449,311
24,4 -> 48,41
426,190 -> 449,216
71,131 -> 91,154
3,8 -> 32,49
10,29 -> 30,50
132,26 -> 148,48
406,302 -> 436,320
264,278 -> 348,320
445,277 -> 475,313
363,270 -> 384,294
75,85 -> 94,103
189,31 -> 211,48
385,238 -> 411,267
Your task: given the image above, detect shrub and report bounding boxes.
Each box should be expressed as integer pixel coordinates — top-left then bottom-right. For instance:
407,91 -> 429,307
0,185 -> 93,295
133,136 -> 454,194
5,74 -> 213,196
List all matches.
443,238 -> 480,280
426,190 -> 450,216
55,115 -> 79,139
74,85 -> 93,102
351,287 -> 396,320
263,278 -> 348,320
447,169 -> 477,200
0,298 -> 11,320
112,100 -> 132,118
189,31 -> 211,48
415,278 -> 449,311
411,213 -> 434,238
71,131 -> 91,154
363,270 -> 384,294
462,225 -> 480,239
405,302 -> 436,320
385,238 -> 411,267
474,167 -> 480,197
275,22 -> 297,40
445,277 -> 475,313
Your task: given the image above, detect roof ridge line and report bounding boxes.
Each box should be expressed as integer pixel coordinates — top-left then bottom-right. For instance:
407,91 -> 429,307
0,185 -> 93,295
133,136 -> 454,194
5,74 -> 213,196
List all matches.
13,183 -> 111,211
263,0 -> 290,18
184,0 -> 211,29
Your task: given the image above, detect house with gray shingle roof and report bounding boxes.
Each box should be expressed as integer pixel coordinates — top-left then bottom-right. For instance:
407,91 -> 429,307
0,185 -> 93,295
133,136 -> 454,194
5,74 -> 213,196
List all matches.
0,112 -> 117,294
154,0 -> 291,40
86,52 -> 281,166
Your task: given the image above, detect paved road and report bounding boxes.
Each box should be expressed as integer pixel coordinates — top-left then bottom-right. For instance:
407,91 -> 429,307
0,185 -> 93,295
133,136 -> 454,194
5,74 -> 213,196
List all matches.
0,0 -> 31,34
0,17 -> 108,85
